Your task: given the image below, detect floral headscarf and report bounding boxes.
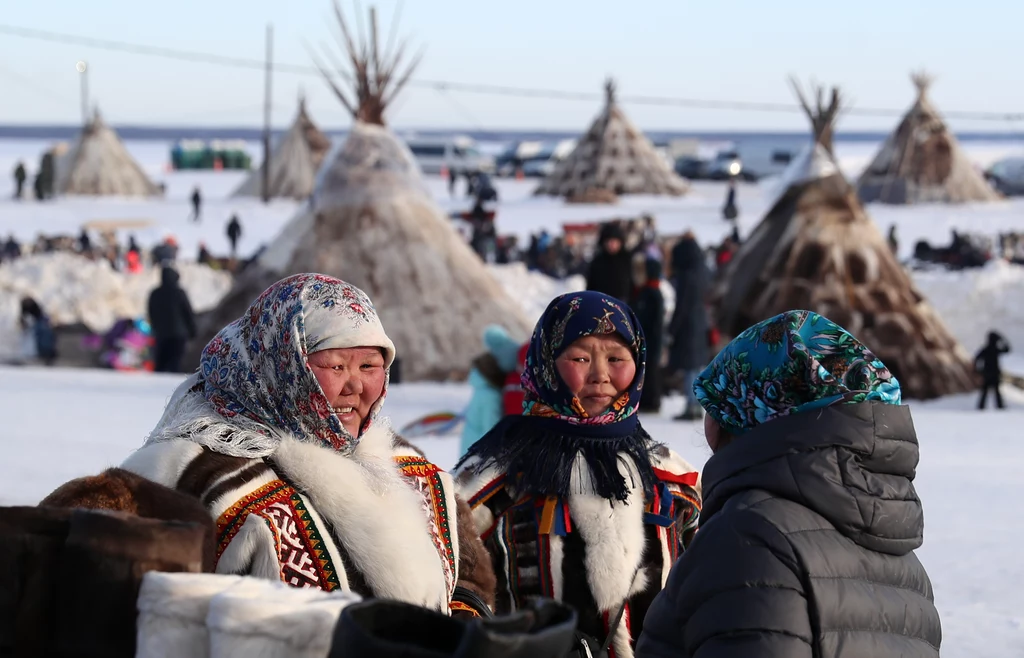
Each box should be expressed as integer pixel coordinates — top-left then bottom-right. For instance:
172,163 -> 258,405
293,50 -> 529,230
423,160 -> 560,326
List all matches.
522,291 -> 646,425
694,310 -> 901,434
199,274 -> 396,455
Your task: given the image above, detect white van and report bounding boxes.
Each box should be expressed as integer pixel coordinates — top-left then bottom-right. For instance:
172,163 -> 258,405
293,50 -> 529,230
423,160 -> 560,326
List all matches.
404,136 -> 494,176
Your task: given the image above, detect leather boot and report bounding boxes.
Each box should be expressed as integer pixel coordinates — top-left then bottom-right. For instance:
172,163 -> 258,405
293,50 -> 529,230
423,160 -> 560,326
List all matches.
0,506 -> 72,658
53,509 -> 206,658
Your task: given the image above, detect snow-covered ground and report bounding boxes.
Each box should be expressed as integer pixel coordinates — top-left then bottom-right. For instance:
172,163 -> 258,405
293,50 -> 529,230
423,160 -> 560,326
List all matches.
0,364 -> 1019,657
0,135 -> 1022,655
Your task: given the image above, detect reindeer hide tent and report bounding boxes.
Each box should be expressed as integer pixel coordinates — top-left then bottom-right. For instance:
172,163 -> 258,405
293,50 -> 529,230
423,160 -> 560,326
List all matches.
857,73 -> 1000,204
534,80 -> 688,203
57,110 -> 161,197
711,80 -> 976,399
186,2 -> 531,379
232,98 -> 332,200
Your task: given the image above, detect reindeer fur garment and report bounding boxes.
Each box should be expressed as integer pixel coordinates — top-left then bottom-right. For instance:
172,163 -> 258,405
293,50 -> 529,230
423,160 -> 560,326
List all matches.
123,400 -> 494,612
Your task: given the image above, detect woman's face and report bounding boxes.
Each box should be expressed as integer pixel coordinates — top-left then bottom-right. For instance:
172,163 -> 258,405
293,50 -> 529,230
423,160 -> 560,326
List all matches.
556,334 -> 637,417
704,413 -> 726,453
307,347 -> 387,436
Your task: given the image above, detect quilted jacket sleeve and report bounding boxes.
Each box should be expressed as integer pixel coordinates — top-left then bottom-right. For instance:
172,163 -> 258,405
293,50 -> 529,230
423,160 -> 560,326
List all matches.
636,508 -> 814,658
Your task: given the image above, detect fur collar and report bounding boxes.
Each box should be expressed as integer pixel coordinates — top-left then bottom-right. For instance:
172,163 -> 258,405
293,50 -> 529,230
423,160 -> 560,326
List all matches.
271,424 -> 450,610
128,398 -> 451,611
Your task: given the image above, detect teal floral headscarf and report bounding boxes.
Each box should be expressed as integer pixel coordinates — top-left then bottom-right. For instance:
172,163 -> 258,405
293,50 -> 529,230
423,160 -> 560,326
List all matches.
694,310 -> 901,434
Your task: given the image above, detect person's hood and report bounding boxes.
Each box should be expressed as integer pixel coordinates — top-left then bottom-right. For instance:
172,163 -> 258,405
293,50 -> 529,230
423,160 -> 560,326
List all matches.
644,258 -> 663,282
671,237 -> 703,272
160,267 -> 180,287
700,401 -> 924,556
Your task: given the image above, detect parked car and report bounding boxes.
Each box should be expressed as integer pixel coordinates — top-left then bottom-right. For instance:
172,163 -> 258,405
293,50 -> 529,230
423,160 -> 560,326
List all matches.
674,156 -> 709,180
985,157 -> 1024,196
405,136 -> 494,176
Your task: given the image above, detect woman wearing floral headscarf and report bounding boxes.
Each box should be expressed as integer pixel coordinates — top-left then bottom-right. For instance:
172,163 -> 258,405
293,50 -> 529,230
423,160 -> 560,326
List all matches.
122,274 -> 495,616
637,310 -> 941,658
455,291 -> 702,658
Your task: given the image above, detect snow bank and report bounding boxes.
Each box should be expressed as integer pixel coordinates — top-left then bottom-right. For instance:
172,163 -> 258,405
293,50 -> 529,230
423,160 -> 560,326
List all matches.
0,253 -> 232,357
911,260 -> 1024,372
486,262 -> 586,326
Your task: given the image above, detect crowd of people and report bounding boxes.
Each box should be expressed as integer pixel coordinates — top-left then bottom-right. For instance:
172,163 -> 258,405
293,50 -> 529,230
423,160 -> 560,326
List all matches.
10,272 -> 946,657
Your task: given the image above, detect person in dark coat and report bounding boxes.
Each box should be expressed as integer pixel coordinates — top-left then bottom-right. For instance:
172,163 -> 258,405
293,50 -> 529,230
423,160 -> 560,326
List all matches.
667,232 -> 709,420
585,223 -> 633,303
190,187 -> 202,223
226,214 -> 242,257
78,229 -> 92,254
976,331 -> 1011,410
13,161 -> 26,199
20,297 -> 57,366
636,310 -> 941,658
633,258 -> 665,412
147,267 -> 196,373
721,178 -> 738,222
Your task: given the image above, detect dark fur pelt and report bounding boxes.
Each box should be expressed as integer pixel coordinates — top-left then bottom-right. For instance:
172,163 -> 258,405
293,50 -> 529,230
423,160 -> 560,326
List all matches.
454,495 -> 497,612
457,416 -> 661,502
40,467 -> 217,572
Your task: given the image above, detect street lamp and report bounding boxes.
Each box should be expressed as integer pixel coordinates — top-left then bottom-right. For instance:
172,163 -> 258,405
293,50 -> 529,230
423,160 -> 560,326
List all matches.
76,60 -> 88,124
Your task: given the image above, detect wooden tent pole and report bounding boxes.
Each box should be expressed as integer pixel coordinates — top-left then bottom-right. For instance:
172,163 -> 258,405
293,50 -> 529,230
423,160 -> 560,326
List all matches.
262,24 -> 274,204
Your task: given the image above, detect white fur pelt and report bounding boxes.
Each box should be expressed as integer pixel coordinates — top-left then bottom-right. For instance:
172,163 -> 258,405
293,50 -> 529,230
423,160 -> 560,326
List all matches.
566,454 -> 649,658
206,578 -> 361,658
136,572 -> 244,658
272,421 -> 449,610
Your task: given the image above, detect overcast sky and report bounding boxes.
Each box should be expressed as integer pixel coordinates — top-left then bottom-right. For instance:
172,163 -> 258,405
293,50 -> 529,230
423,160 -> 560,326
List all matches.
1,0 -> 1021,132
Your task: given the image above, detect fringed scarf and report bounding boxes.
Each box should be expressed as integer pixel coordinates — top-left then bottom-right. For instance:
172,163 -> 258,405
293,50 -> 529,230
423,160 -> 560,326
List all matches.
457,291 -> 659,503
192,274 -> 397,457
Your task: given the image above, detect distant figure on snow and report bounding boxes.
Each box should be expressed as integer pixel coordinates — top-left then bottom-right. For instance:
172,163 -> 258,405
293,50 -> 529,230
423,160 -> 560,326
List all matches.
722,177 -> 738,222
78,229 -> 92,254
976,331 -> 1011,410
190,186 -> 202,223
633,258 -> 666,412
586,222 -> 633,303
12,161 -> 26,199
147,266 -> 196,373
197,242 -> 212,265
226,214 -> 242,258
668,231 -> 710,420
19,297 -> 57,366
888,224 -> 899,256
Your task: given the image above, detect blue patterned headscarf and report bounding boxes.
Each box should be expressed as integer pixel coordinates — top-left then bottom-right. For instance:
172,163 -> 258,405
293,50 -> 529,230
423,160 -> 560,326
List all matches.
694,310 -> 901,434
457,291 -> 658,503
522,291 -> 646,427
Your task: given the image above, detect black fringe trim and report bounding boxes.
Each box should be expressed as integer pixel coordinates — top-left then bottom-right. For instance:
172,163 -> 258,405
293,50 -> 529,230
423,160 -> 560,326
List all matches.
456,415 -> 661,503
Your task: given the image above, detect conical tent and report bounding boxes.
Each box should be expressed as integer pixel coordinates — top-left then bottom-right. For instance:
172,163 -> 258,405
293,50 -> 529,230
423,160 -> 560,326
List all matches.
186,2 -> 531,379
56,110 -> 161,197
534,80 -> 688,203
232,98 -> 332,200
711,80 -> 976,399
857,73 -> 999,204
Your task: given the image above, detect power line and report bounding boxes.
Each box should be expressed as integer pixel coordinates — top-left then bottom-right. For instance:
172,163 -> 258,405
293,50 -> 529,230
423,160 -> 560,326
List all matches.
2,22 -> 1023,122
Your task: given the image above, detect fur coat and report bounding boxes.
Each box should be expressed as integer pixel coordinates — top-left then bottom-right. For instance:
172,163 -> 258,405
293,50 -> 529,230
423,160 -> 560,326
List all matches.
455,444 -> 701,658
122,397 -> 495,616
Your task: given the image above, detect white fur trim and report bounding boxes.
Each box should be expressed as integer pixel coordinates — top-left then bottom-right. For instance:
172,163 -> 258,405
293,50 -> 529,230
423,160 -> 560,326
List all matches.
121,440 -> 204,488
271,425 -> 449,610
549,535 -> 565,601
136,572 -> 243,658
216,515 -> 282,581
566,453 -> 646,612
206,578 -> 360,658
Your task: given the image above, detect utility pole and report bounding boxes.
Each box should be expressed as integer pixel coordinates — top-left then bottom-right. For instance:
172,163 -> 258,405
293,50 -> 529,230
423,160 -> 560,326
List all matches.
77,61 -> 89,124
262,25 -> 273,204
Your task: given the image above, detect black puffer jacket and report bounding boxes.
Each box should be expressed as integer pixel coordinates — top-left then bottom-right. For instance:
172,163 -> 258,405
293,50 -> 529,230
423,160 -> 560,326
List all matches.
637,402 -> 941,657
